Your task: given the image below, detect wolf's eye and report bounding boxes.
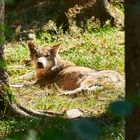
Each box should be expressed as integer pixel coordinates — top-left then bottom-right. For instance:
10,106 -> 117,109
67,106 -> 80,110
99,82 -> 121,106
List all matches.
31,52 -> 38,58
46,54 -> 50,57
34,52 -> 40,58
45,52 -> 50,57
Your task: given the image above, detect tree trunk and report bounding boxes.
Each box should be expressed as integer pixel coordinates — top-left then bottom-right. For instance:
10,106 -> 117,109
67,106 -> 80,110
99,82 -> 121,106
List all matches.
0,0 -> 12,117
125,0 -> 140,139
0,0 -> 31,118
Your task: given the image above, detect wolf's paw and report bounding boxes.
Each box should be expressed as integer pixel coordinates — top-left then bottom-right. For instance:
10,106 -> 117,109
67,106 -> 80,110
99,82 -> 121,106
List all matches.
86,85 -> 104,92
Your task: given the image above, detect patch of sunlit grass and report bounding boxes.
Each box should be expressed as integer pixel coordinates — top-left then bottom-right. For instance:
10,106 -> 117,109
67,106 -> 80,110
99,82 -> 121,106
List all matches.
2,24 -> 125,140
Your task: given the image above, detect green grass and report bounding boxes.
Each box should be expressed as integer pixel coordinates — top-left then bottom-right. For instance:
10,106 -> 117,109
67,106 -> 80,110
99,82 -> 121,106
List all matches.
1,24 -> 125,140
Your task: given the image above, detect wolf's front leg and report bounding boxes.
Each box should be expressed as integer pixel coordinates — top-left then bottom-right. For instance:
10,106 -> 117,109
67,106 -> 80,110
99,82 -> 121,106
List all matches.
60,85 -> 103,96
60,86 -> 84,96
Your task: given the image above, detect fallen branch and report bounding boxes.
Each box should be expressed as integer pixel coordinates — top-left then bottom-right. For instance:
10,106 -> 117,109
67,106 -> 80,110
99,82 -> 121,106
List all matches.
9,103 -> 64,119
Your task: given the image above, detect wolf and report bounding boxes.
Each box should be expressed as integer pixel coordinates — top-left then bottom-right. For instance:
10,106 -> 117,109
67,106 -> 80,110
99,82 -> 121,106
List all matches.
27,41 -> 124,95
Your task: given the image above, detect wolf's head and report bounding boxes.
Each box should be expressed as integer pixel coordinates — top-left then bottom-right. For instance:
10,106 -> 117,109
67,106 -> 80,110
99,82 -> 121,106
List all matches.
27,41 -> 60,78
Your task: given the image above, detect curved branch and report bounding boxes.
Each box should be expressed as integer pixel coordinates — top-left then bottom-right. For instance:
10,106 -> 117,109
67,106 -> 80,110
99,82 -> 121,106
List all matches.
11,103 -> 64,119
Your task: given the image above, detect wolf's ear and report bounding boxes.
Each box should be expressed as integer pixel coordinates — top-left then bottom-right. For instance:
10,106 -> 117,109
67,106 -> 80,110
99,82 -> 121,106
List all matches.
50,44 -> 61,56
27,41 -> 39,57
27,41 -> 37,52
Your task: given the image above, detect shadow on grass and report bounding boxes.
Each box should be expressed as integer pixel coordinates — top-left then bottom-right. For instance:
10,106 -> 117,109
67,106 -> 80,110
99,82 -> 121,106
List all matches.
5,0 -> 123,42
3,111 -> 124,140
5,0 -> 65,41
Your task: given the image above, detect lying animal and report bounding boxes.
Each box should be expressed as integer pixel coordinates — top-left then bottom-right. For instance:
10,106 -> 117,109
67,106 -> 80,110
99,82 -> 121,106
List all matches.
27,41 -> 124,95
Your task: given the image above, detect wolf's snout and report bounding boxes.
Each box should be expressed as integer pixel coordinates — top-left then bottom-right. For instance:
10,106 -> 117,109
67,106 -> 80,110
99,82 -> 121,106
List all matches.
37,57 -> 47,68
37,61 -> 44,68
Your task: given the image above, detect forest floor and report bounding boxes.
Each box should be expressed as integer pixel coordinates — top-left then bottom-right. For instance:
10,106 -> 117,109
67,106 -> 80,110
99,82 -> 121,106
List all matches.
1,1 -> 124,139
1,25 -> 124,140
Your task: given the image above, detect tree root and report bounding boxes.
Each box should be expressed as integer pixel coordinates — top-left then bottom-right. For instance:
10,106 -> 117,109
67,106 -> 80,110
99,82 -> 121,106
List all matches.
10,103 -> 64,119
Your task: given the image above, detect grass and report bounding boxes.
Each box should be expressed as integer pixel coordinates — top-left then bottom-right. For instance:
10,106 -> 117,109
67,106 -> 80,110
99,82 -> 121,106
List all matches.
0,22 -> 125,140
